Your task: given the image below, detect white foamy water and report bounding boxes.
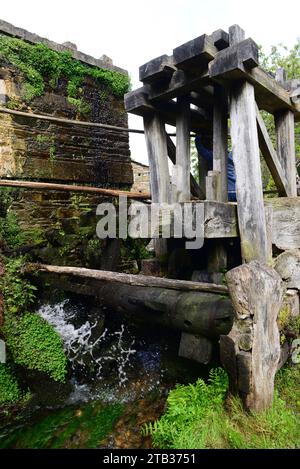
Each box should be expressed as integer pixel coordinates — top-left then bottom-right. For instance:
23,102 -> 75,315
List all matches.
38,300 -> 136,386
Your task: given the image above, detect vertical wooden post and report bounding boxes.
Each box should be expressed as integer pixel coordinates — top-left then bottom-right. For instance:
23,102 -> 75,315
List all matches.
275,110 -> 297,197
274,68 -> 297,197
213,84 -> 228,202
144,113 -> 170,256
175,96 -> 191,202
207,84 -> 228,272
229,25 -> 268,263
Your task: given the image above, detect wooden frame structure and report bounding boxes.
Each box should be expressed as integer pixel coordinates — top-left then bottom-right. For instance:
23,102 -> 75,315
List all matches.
125,24 -> 300,411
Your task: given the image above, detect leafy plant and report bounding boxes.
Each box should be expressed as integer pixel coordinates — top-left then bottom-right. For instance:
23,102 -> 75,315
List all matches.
0,364 -> 22,404
142,366 -> 300,449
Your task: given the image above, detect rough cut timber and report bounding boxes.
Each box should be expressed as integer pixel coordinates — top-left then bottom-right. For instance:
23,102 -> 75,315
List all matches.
223,261 -> 283,412
173,34 -> 218,70
124,86 -> 212,132
209,38 -> 259,78
210,29 -> 229,50
139,55 -> 176,84
230,80 -> 268,263
255,104 -> 290,196
275,110 -> 297,197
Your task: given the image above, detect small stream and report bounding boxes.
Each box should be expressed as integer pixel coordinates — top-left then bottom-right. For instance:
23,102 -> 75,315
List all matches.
0,295 -> 215,449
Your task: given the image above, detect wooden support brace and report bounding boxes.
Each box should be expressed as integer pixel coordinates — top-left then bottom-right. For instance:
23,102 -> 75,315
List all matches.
275,109 -> 297,197
255,104 -> 290,196
175,96 -> 191,202
173,34 -> 217,70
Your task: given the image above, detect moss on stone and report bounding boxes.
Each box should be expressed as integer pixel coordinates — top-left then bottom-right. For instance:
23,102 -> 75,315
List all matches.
0,364 -> 22,404
0,34 -> 130,103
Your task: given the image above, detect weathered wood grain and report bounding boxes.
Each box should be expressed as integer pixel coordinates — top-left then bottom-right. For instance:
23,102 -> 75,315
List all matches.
226,261 -> 283,412
175,96 -> 191,201
228,24 -> 245,45
230,80 -> 268,262
173,34 -> 217,70
213,84 -> 228,202
275,109 -> 297,197
139,54 -> 176,83
209,38 -> 259,78
256,104 -> 289,196
210,29 -> 229,50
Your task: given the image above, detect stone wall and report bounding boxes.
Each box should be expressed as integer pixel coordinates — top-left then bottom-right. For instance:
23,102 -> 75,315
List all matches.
0,21 -> 133,230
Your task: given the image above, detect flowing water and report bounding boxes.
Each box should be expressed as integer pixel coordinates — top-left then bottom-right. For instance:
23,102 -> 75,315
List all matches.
0,295 -> 212,449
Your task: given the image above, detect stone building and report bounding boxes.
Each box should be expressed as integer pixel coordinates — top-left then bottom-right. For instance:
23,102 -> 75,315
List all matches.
0,19 -> 134,230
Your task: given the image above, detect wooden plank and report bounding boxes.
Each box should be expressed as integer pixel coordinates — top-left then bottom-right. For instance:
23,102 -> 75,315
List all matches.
175,96 -> 191,201
166,135 -> 204,199
255,104 -> 289,196
173,34 -> 218,70
213,84 -> 228,202
264,197 -> 300,250
275,110 -> 297,197
25,263 -> 229,295
139,55 -> 176,84
209,38 -> 259,77
0,179 -> 150,199
230,80 -> 268,262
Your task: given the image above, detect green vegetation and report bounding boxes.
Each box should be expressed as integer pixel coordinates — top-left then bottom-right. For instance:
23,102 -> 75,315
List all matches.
3,312 -> 67,382
143,366 -> 300,449
0,401 -> 124,448
0,34 -> 130,107
0,364 -> 22,404
0,256 -> 67,383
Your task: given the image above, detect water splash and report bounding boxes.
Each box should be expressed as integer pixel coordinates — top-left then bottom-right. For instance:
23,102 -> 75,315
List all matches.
38,300 -> 136,386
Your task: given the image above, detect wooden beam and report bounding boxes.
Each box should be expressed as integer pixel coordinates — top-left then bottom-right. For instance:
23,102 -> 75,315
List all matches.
175,96 -> 191,201
139,54 -> 176,84
124,86 -> 212,133
173,34 -> 218,70
25,263 -> 229,295
230,80 -> 268,263
0,179 -> 150,199
166,135 -> 204,199
210,29 -> 229,51
255,104 -> 289,196
143,113 -> 170,256
209,38 -> 259,78
275,109 -> 297,197
213,84 -> 228,201
228,24 -> 245,44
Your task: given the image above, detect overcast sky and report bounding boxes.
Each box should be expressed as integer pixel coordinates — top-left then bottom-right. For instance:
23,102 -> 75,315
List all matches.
1,0 -> 299,164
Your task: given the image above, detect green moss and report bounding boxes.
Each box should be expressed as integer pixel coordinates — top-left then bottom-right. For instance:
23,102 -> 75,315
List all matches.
0,364 -> 22,404
3,312 -> 67,382
0,402 -> 124,448
0,34 -> 130,104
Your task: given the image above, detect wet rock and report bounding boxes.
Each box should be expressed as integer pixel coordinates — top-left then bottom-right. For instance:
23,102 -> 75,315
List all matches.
45,228 -> 65,247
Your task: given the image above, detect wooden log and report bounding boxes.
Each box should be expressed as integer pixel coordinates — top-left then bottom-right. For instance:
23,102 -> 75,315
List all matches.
173,34 -> 217,70
225,261 -> 283,412
96,283 -> 233,338
0,179 -> 150,200
166,135 -> 204,199
139,55 -> 176,84
256,104 -> 289,196
230,80 -> 268,262
275,109 -> 297,197
175,96 -> 191,201
25,263 -> 229,294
